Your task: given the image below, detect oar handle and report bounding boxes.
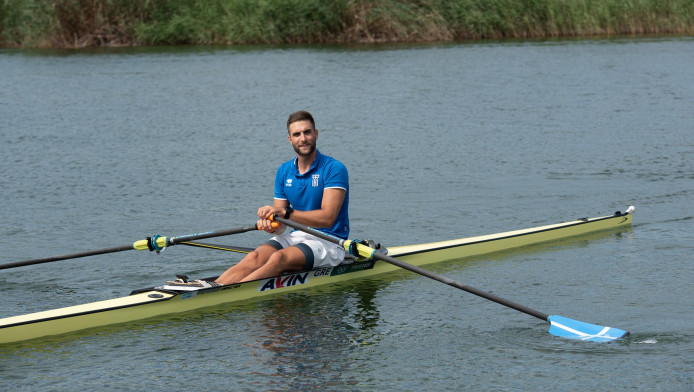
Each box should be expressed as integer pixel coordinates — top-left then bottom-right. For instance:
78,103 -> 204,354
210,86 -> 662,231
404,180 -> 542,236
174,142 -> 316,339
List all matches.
135,222 -> 280,249
166,222 -> 278,244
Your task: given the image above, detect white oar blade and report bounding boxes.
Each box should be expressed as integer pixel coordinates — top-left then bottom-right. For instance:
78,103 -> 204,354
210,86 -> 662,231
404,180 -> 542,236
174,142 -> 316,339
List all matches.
548,315 -> 628,342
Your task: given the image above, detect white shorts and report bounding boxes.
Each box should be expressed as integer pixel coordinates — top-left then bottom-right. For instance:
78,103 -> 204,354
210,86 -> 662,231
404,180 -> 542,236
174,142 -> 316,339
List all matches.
266,230 -> 346,270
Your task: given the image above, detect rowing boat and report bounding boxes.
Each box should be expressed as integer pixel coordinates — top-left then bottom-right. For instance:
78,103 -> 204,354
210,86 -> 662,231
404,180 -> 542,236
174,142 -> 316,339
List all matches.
0,207 -> 633,344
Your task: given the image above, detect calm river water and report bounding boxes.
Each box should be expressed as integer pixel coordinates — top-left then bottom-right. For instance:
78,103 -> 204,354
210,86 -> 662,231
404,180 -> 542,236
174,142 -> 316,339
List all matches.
1,37 -> 692,391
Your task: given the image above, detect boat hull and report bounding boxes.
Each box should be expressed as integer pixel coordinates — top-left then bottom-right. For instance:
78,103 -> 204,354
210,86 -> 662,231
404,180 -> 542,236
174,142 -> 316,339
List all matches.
0,209 -> 633,344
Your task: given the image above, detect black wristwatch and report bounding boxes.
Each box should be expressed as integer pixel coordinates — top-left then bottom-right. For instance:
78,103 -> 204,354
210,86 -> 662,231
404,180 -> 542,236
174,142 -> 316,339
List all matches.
283,206 -> 293,219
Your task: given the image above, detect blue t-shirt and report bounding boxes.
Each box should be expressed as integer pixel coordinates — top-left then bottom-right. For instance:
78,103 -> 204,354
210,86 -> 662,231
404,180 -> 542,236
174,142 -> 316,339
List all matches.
274,150 -> 349,239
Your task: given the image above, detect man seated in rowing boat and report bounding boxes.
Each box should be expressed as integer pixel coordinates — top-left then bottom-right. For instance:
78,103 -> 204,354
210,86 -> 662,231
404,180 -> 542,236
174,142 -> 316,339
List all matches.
215,110 -> 350,285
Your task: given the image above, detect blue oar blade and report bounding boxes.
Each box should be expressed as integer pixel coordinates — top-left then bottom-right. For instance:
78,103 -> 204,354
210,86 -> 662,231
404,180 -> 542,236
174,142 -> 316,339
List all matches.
548,315 -> 628,342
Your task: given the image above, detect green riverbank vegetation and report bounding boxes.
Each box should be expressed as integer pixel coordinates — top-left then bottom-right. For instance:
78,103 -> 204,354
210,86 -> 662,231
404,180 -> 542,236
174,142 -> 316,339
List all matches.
1,0 -> 693,48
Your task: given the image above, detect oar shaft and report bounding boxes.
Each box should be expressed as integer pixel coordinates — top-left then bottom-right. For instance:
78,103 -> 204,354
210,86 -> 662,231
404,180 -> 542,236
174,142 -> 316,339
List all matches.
274,216 -> 550,321
1,224 -> 264,270
166,225 -> 260,245
377,252 -> 549,321
0,244 -> 134,270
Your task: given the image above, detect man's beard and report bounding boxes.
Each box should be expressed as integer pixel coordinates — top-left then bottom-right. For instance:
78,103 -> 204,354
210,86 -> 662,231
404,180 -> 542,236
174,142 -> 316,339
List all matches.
292,141 -> 316,156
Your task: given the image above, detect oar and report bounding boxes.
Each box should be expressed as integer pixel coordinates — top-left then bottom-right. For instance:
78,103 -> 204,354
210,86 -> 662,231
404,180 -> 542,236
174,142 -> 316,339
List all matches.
0,223 -> 275,270
273,216 -> 629,343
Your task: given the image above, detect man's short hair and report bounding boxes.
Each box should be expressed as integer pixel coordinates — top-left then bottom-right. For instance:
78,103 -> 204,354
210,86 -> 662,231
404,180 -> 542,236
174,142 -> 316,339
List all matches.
287,110 -> 315,131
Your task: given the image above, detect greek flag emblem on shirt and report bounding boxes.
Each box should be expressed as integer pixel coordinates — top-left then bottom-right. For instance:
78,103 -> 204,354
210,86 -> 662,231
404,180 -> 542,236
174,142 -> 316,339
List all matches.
312,174 -> 320,187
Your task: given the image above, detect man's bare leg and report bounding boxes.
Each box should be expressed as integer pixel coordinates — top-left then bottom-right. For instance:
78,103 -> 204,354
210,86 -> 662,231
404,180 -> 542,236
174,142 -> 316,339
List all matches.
215,244 -> 277,285
240,247 -> 307,282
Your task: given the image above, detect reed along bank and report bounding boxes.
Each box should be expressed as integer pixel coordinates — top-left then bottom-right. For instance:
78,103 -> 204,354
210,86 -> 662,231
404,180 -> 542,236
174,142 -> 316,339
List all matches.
1,0 -> 693,48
